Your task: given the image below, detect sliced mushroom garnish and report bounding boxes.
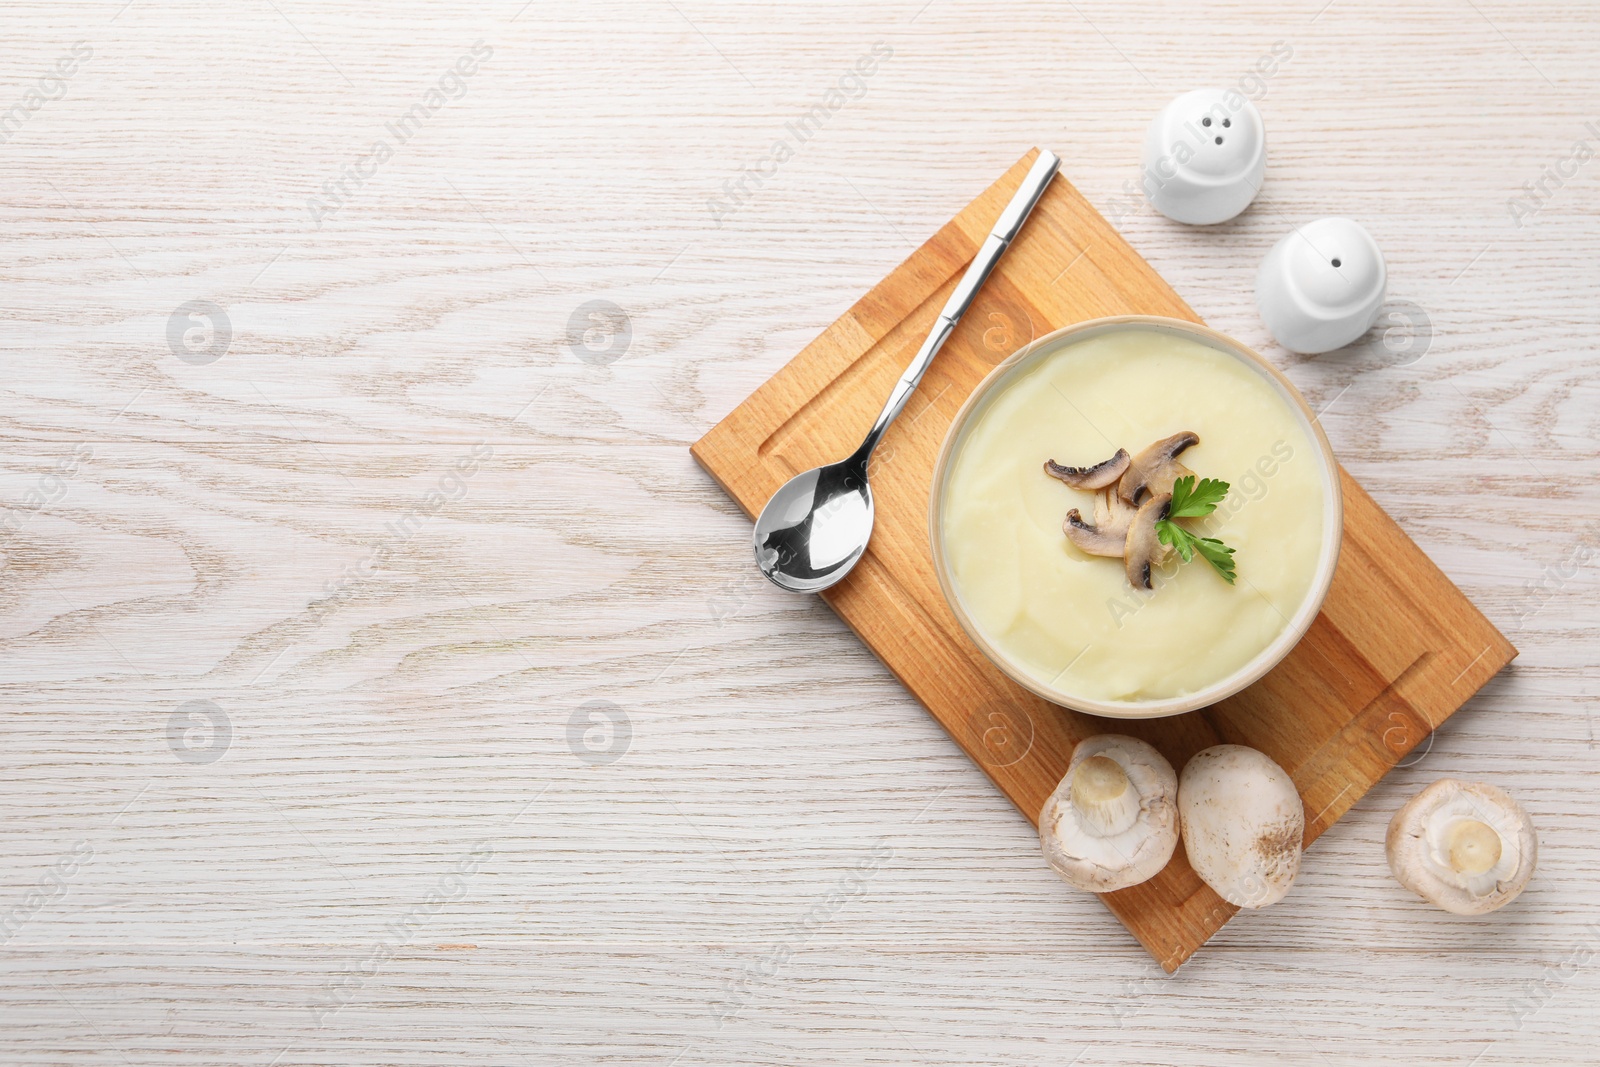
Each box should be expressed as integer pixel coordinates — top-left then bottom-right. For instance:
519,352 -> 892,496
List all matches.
1118,431 -> 1200,506
1094,485 -> 1140,540
1062,487 -> 1138,558
1044,448 -> 1131,491
1122,493 -> 1172,590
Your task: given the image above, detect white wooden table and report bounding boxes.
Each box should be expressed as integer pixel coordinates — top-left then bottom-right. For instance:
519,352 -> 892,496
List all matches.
2,1 -> 1596,1063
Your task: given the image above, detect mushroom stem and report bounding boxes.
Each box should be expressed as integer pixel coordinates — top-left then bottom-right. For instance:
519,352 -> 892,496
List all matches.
1040,735 -> 1179,893
1072,755 -> 1128,805
1062,488 -> 1140,558
1386,778 -> 1537,915
1447,819 -> 1502,875
1069,755 -> 1140,837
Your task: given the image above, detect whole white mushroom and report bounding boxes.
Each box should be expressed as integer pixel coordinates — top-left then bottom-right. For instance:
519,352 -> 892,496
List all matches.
1386,778 -> 1537,916
1178,744 -> 1304,908
1039,734 -> 1179,893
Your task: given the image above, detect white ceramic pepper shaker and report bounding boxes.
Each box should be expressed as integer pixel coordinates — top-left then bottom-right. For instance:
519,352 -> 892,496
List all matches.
1255,218 -> 1387,354
1141,88 -> 1267,225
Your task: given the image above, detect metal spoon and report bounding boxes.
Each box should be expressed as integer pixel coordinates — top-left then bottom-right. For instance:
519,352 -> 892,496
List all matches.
753,150 -> 1061,592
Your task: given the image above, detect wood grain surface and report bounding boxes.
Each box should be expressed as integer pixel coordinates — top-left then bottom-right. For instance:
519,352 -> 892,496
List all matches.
690,150 -> 1516,971
1,1 -> 1596,1064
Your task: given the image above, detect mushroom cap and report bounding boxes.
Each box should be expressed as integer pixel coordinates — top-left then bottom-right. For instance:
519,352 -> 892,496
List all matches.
1118,432 -> 1199,506
1178,745 -> 1304,909
1386,778 -> 1537,916
1040,734 -> 1179,893
1045,449 -> 1131,491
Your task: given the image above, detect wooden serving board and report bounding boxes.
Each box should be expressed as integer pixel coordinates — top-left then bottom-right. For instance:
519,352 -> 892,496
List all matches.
690,149 -> 1515,972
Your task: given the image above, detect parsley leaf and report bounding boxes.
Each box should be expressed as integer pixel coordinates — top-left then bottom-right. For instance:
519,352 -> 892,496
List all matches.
1156,519 -> 1196,562
1167,474 -> 1230,519
1191,535 -> 1237,584
1156,514 -> 1238,585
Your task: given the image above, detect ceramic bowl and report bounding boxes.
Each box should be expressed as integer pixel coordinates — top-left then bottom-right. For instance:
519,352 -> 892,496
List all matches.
928,316 -> 1343,718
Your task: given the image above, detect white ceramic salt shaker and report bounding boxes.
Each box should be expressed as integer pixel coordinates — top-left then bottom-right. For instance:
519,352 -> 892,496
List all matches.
1255,218 -> 1387,354
1141,89 -> 1267,225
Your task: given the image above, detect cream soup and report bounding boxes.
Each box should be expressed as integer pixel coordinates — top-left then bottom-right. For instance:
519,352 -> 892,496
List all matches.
940,328 -> 1325,704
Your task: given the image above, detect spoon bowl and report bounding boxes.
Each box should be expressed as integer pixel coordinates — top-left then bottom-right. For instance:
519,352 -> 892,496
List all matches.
753,454 -> 873,593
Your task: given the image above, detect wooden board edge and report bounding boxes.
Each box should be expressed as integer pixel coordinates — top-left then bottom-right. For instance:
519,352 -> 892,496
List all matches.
1337,473 -> 1519,728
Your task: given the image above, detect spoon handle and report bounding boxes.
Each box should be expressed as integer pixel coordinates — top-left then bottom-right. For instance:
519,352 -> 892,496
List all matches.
854,149 -> 1061,461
